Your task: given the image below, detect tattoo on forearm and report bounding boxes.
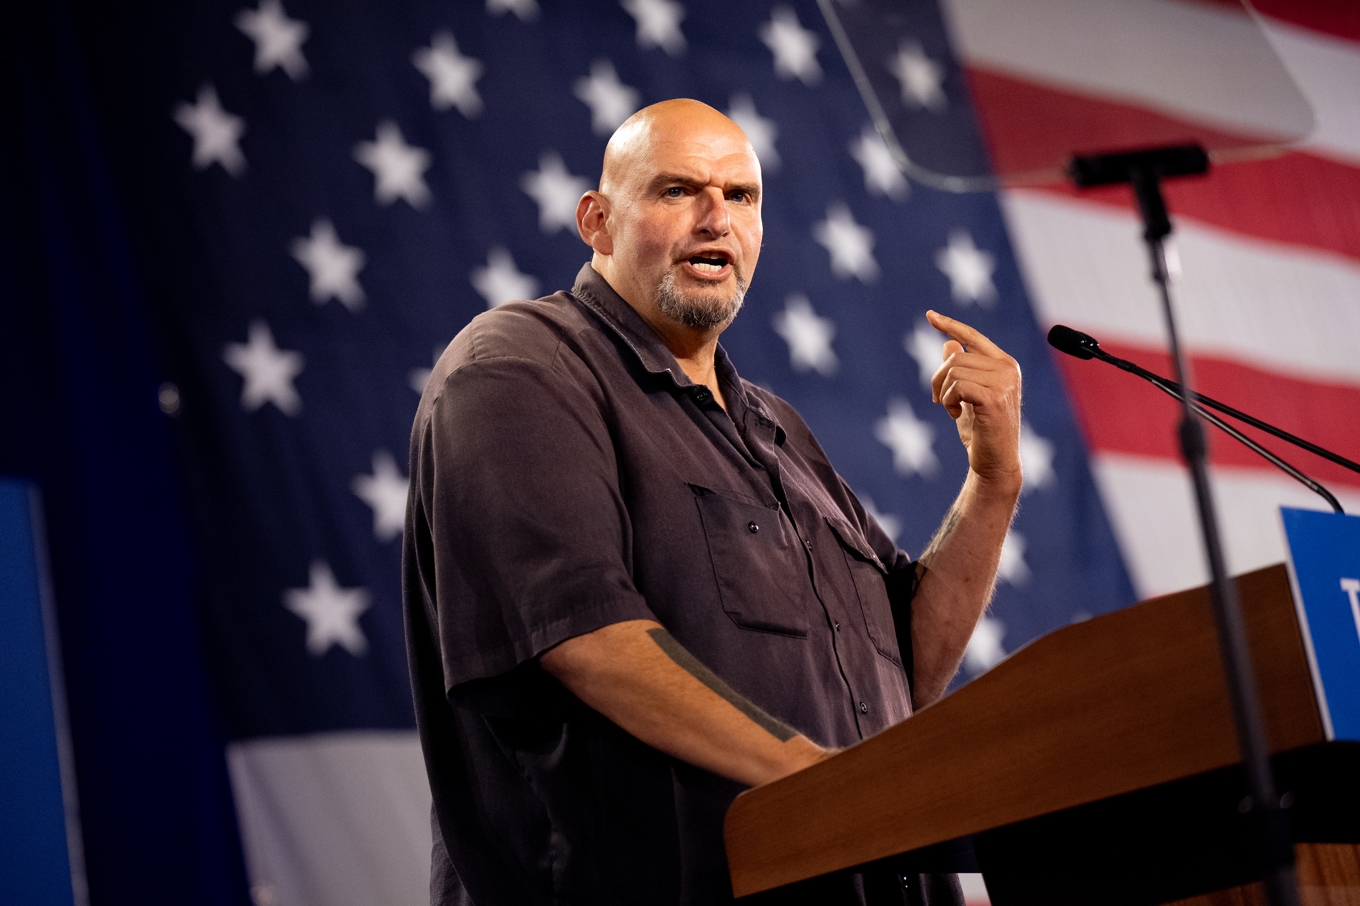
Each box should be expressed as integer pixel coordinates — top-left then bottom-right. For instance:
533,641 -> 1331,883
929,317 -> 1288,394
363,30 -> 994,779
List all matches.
920,502 -> 963,567
646,628 -> 797,742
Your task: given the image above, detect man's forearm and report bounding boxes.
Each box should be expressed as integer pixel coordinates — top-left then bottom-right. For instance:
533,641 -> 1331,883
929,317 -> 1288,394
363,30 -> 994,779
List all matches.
540,619 -> 834,787
909,469 -> 1020,707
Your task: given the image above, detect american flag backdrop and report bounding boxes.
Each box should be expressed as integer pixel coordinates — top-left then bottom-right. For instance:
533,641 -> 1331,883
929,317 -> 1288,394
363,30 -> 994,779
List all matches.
79,0 -> 1358,903
946,0 -> 1360,599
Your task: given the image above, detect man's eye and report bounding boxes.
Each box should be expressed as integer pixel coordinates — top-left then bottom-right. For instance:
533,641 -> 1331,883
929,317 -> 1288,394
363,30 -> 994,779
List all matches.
665,187 -> 685,198
730,191 -> 746,203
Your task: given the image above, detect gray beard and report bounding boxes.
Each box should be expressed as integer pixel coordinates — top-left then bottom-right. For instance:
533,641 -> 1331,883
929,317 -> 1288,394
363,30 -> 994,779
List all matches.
655,269 -> 747,331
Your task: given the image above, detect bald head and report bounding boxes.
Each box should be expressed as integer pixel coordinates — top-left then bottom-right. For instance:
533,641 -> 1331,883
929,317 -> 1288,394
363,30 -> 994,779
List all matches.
576,97 -> 764,342
600,99 -> 759,196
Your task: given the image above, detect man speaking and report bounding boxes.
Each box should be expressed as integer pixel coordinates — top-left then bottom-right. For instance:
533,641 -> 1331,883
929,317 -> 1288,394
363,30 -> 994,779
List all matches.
403,99 -> 1023,905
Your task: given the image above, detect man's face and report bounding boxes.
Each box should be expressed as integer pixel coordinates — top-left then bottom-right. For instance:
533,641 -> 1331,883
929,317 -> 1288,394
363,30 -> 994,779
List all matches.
602,119 -> 763,332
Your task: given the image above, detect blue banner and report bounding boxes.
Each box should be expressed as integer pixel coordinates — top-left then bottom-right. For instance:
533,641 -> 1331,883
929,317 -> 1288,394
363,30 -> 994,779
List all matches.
1281,506 -> 1360,741
0,480 -> 81,906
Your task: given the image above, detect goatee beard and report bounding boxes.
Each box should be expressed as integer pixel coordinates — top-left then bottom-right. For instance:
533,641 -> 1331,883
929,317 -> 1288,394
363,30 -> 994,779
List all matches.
655,269 -> 747,331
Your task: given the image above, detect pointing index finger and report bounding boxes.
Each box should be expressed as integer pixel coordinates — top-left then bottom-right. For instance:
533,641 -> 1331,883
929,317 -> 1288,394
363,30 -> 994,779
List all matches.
926,310 -> 1002,357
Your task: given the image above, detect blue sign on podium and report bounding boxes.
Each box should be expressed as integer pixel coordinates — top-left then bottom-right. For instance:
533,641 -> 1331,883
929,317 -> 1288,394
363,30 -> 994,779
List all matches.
1280,507 -> 1360,742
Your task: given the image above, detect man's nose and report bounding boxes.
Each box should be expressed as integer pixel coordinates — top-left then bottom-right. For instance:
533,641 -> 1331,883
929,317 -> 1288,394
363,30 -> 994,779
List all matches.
694,188 -> 730,237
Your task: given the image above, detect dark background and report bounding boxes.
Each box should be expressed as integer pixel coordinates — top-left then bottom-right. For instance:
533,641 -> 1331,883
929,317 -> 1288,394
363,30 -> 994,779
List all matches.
2,2 -> 249,901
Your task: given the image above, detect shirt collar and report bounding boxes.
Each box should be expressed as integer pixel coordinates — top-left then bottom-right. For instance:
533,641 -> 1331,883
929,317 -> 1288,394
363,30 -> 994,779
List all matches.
571,263 -> 782,439
572,264 -> 692,388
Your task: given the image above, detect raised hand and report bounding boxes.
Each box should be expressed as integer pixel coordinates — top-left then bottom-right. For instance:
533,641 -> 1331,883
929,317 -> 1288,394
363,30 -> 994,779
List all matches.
926,310 -> 1023,492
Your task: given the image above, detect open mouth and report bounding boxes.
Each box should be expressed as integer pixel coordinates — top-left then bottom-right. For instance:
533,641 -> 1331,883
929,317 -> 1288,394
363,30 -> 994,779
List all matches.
687,253 -> 730,275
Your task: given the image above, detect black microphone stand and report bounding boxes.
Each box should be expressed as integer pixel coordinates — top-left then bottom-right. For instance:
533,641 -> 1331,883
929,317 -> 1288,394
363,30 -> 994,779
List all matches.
1070,145 -> 1301,906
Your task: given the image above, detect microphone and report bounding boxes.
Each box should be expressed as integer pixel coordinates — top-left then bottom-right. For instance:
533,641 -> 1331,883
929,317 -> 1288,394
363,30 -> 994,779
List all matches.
1048,325 -> 1149,380
1047,324 -> 1352,514
1046,324 -> 1101,361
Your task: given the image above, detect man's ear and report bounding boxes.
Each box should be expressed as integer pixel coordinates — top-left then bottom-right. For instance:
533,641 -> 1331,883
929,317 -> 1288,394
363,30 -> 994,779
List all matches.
576,191 -> 613,255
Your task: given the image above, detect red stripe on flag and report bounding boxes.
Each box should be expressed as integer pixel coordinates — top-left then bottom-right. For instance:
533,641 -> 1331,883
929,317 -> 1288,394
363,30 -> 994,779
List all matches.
967,68 -> 1360,263
1256,0 -> 1360,45
1036,152 -> 1360,264
1053,341 -> 1360,490
963,66 -> 1265,174
1153,0 -> 1360,42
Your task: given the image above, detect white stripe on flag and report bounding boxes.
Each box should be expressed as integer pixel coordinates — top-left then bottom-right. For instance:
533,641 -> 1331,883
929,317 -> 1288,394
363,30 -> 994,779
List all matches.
227,730 -> 431,906
999,190 -> 1360,385
1260,18 -> 1360,164
1091,453 -> 1360,598
940,0 -> 1313,140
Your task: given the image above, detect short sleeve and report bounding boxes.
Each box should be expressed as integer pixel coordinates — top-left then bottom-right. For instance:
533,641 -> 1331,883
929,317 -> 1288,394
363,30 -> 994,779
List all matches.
409,350 -> 656,691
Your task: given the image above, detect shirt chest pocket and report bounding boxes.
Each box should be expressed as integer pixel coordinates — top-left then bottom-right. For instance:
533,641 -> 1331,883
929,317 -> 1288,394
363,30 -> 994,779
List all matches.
826,516 -> 901,666
692,487 -> 810,637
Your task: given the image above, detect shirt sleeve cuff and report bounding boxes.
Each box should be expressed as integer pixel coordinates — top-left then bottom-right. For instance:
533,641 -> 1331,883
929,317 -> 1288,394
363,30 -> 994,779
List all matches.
441,593 -> 658,693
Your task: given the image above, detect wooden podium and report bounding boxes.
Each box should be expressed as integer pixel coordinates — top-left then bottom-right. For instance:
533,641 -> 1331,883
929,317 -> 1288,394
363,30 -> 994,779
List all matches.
725,565 -> 1360,904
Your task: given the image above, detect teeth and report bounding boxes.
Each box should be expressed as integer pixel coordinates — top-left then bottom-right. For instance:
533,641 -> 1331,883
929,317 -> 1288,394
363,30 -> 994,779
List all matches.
692,261 -> 723,273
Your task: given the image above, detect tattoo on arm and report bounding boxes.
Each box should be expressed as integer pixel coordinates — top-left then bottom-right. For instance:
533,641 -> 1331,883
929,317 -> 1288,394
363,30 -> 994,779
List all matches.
646,628 -> 797,742
919,501 -> 963,567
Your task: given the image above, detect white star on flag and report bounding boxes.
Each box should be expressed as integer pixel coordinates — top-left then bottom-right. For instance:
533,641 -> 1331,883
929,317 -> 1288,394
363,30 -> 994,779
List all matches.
486,0 -> 539,21
850,125 -> 908,201
520,152 -> 590,234
283,561 -> 371,657
813,203 -> 879,283
860,496 -> 903,546
727,94 -> 779,172
760,6 -> 822,85
936,229 -> 997,306
290,218 -> 366,312
413,31 -> 484,118
222,319 -> 304,415
963,615 -> 1006,674
234,0 -> 310,81
998,529 -> 1032,585
622,0 -> 687,57
173,84 -> 247,177
904,320 -> 942,390
409,345 -> 445,396
574,59 -> 640,137
354,121 -> 432,209
351,451 -> 409,542
772,294 -> 838,377
471,247 -> 540,309
874,398 -> 938,477
1019,421 -> 1056,494
887,39 -> 946,111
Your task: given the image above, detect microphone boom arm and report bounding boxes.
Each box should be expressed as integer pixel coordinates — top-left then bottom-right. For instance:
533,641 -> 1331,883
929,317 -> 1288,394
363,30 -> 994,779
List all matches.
1099,346 -> 1360,477
1048,323 -> 1355,513
1141,371 -> 1344,513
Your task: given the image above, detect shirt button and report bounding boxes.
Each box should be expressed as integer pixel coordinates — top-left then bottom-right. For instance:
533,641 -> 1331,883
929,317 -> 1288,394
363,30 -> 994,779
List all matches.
693,388 -> 709,402
833,620 -> 841,631
803,539 -> 812,550
748,521 -> 759,534
859,701 -> 869,714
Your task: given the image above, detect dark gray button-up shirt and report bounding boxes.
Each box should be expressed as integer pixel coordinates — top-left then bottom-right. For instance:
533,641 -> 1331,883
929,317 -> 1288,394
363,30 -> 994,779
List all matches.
404,265 -> 946,905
